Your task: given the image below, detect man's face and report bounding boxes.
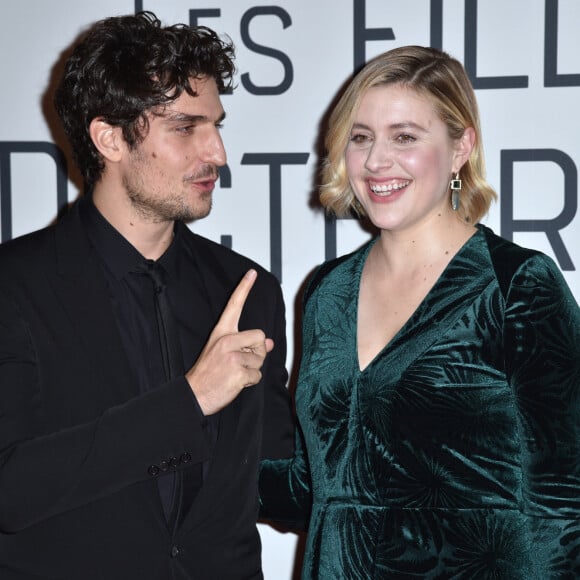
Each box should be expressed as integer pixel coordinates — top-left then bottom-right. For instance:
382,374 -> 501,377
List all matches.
121,76 -> 227,223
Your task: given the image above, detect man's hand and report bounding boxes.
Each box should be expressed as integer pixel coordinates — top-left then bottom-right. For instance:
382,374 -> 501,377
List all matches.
185,269 -> 273,416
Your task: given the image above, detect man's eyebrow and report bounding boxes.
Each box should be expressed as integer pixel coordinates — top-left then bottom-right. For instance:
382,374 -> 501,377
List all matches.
162,111 -> 227,124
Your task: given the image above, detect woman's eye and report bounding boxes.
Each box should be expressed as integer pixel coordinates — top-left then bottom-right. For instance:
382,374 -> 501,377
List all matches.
396,133 -> 415,144
350,133 -> 370,144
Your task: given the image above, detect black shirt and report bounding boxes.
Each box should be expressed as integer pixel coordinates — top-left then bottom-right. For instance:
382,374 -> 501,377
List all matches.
79,195 -> 219,516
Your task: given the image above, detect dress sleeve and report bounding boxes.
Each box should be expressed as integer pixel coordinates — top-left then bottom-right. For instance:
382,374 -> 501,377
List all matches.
503,254 -> 580,575
259,276 -> 315,528
259,279 -> 295,460
259,421 -> 311,528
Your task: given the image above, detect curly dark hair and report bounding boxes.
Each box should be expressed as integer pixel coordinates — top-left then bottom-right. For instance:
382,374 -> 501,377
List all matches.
54,11 -> 235,190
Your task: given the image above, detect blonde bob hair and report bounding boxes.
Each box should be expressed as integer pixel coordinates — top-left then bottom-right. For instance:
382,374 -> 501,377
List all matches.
320,45 -> 496,223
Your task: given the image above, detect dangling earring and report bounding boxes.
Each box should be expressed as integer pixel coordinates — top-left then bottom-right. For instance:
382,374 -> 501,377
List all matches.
450,172 -> 461,211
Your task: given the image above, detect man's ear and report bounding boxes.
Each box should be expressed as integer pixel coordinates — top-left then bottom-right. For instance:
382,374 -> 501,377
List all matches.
89,118 -> 125,163
452,126 -> 476,173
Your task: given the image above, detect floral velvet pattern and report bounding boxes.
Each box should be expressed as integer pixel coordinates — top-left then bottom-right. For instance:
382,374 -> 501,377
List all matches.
260,225 -> 580,579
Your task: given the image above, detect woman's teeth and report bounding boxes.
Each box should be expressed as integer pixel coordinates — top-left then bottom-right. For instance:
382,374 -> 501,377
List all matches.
369,181 -> 410,195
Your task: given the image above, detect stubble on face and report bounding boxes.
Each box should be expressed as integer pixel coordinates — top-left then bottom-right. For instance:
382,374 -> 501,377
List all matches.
123,146 -> 217,223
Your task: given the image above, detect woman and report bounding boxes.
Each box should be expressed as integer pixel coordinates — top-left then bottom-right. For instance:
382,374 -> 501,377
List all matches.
260,46 -> 580,578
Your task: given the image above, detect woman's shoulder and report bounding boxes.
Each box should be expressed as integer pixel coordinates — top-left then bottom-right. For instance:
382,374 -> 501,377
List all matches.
478,224 -> 564,299
478,223 -> 541,262
303,240 -> 373,306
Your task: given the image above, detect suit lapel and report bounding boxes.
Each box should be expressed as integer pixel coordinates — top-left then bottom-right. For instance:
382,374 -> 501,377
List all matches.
50,203 -> 138,402
178,229 -> 244,530
50,204 -> 171,525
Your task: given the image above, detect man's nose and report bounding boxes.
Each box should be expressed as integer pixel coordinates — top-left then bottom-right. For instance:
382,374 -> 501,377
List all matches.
201,127 -> 227,167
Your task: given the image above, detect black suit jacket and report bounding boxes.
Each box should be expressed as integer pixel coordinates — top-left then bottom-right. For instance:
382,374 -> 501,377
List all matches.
0,200 -> 294,579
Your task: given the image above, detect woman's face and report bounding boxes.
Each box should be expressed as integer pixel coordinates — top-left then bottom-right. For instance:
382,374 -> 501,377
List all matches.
345,83 -> 462,233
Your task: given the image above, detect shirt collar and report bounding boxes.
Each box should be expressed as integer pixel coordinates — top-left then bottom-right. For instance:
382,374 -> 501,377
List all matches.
80,194 -> 183,281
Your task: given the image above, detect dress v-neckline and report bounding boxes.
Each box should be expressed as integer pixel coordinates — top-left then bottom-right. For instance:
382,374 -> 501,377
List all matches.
354,229 -> 482,373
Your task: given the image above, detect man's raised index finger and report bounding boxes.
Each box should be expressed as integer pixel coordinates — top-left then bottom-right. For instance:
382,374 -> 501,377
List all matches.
216,269 -> 257,332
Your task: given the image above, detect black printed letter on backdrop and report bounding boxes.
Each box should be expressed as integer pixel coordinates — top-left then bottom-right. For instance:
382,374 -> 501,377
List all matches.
0,142 -> 68,242
241,7 -> 293,95
241,153 -> 309,282
353,0 -> 395,71
501,148 -> 577,271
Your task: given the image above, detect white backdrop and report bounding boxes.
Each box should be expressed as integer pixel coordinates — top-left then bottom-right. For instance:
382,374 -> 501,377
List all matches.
1,1 -> 579,577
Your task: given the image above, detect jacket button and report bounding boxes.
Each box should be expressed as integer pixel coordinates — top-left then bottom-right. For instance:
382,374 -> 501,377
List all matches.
170,545 -> 181,558
170,456 -> 180,468
159,460 -> 170,472
147,465 -> 159,477
180,452 -> 192,464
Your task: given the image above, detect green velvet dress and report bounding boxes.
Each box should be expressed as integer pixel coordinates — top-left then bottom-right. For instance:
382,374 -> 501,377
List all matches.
260,225 -> 580,579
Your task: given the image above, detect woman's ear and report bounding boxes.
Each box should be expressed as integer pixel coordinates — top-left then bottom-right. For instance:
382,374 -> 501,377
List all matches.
453,126 -> 476,173
89,118 -> 124,163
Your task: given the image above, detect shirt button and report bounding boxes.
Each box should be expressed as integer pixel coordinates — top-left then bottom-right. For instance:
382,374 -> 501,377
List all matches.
170,545 -> 181,558
147,465 -> 159,477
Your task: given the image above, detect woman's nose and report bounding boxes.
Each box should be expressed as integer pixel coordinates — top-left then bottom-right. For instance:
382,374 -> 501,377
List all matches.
364,140 -> 394,173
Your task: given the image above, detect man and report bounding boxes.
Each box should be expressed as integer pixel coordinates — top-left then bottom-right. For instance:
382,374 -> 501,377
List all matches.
0,11 -> 294,579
